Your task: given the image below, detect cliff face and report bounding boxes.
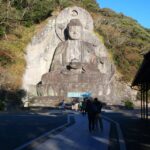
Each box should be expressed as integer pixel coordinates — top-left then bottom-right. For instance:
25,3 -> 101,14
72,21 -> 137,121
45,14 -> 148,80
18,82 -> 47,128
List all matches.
22,7 -> 137,105
22,18 -> 60,94
1,0 -> 149,106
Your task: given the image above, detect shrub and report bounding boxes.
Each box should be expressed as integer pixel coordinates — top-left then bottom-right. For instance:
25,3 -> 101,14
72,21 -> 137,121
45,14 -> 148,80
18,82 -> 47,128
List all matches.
0,26 -> 5,37
0,89 -> 26,111
0,50 -> 14,66
0,100 -> 5,111
123,100 -> 134,109
81,0 -> 99,12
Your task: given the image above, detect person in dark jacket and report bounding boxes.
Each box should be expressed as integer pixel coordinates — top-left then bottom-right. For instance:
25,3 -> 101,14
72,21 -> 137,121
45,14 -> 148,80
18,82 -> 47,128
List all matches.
85,98 -> 97,132
93,98 -> 103,131
81,98 -> 87,115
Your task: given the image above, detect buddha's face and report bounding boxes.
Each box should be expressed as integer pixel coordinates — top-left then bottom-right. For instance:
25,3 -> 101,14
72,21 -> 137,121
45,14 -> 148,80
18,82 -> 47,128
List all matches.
68,25 -> 82,40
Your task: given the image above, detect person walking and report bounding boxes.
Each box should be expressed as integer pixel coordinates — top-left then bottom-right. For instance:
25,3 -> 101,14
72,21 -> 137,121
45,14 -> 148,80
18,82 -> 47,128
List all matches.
93,98 -> 103,131
85,98 -> 97,132
81,98 -> 87,115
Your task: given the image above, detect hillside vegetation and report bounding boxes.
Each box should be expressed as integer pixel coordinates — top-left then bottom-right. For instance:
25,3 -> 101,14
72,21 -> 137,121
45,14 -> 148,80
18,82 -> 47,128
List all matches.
94,8 -> 150,81
0,0 -> 150,90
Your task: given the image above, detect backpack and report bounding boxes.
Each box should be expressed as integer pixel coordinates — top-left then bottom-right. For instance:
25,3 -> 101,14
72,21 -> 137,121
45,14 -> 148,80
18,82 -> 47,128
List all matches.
91,103 -> 98,113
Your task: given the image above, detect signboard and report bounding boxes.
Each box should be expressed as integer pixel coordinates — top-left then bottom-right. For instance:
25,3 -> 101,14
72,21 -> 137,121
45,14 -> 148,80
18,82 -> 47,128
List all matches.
67,92 -> 91,98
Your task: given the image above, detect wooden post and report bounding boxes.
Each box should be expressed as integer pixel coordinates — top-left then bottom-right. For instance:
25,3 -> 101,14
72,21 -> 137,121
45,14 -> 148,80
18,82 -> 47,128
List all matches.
141,84 -> 143,119
146,83 -> 149,120
143,83 -> 146,119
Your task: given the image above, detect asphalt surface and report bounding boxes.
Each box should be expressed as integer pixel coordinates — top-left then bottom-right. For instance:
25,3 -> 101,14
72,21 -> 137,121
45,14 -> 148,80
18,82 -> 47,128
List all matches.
0,111 -> 67,150
0,108 -> 149,150
102,109 -> 150,150
34,113 -> 110,150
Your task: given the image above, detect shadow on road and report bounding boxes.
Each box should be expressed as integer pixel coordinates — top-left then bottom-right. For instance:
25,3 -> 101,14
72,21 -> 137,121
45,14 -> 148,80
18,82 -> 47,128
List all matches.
0,110 -> 67,150
103,109 -> 150,150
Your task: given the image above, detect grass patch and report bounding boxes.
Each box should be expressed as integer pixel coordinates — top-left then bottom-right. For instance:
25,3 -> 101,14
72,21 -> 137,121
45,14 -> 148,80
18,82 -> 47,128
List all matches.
123,99 -> 134,109
0,25 -> 36,89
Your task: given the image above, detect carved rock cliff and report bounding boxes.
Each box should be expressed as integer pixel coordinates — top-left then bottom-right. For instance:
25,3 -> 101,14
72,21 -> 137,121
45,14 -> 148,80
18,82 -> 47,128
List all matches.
22,7 -> 137,106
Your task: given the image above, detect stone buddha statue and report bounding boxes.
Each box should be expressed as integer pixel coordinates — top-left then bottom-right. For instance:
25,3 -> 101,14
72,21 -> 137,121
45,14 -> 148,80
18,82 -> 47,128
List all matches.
36,7 -> 115,98
50,19 -> 99,74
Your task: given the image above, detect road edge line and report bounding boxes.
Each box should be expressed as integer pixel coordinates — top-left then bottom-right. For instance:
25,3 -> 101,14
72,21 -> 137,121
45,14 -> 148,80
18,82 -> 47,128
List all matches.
102,115 -> 126,150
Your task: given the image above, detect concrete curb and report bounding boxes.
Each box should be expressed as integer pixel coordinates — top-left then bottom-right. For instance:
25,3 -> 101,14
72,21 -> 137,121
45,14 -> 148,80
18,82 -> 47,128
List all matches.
102,115 -> 126,150
15,114 -> 74,150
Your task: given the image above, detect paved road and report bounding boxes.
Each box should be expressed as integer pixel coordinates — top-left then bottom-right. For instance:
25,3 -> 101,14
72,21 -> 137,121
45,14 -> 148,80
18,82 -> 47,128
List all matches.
1,108 -> 149,150
102,109 -> 150,150
34,113 -> 110,150
0,111 -> 67,150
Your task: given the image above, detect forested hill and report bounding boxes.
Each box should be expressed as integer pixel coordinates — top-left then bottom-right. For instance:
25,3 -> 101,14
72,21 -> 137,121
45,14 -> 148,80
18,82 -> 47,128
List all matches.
0,0 -> 150,90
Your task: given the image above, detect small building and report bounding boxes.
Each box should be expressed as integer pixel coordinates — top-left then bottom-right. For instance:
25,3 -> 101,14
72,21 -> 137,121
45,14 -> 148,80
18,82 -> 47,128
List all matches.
132,51 -> 150,120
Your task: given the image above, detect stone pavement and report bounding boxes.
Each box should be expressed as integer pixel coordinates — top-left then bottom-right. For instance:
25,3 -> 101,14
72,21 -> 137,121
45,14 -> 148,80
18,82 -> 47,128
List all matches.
34,113 -> 110,150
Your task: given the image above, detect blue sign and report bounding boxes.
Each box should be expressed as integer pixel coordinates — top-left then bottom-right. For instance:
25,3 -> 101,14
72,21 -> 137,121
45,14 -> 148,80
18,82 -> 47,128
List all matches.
67,92 -> 91,98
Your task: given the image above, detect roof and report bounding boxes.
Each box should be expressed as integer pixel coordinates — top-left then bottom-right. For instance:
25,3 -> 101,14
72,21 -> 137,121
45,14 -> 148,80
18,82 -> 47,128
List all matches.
132,51 -> 150,87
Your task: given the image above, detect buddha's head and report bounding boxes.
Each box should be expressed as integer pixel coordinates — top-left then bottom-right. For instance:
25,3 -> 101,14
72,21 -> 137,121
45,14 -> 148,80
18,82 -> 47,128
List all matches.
67,19 -> 82,40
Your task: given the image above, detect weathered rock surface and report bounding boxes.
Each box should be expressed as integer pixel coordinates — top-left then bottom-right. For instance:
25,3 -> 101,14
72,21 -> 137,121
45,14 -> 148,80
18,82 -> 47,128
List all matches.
22,17 -> 60,95
22,6 -> 137,106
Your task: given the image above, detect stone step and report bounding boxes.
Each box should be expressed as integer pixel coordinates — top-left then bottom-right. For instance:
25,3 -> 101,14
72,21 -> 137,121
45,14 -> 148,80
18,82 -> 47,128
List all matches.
28,96 -> 63,107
